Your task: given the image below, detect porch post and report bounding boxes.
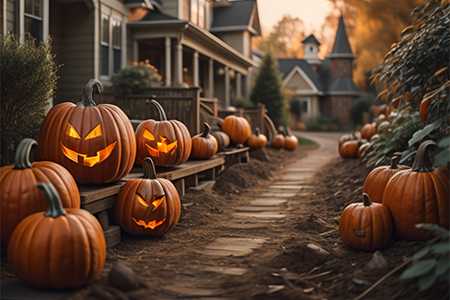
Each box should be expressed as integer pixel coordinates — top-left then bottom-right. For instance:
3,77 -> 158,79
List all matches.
208,58 -> 214,98
224,66 -> 230,107
193,51 -> 199,87
236,72 -> 242,97
245,67 -> 252,100
176,39 -> 183,85
165,37 -> 172,86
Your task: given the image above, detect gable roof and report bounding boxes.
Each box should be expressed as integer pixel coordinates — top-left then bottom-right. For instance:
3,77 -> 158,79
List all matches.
277,58 -> 323,91
301,34 -> 321,46
211,0 -> 261,36
330,15 -> 355,58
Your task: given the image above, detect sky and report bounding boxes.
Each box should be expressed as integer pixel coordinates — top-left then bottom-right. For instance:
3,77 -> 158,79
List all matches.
257,0 -> 334,35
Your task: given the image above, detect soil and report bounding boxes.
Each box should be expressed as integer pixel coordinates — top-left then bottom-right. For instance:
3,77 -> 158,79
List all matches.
1,137 -> 448,300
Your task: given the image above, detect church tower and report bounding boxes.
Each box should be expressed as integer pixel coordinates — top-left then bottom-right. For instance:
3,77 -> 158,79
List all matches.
329,15 -> 356,78
302,34 -> 321,72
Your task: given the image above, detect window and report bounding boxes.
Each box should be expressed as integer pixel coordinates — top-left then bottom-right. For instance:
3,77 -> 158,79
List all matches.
24,0 -> 43,43
310,46 -> 313,52
302,100 -> 309,113
101,12 -> 122,77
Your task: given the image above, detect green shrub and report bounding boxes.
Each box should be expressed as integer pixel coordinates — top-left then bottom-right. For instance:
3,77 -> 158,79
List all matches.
350,93 -> 375,125
0,33 -> 59,166
289,97 -> 302,118
233,95 -> 255,109
306,116 -> 341,132
111,61 -> 161,95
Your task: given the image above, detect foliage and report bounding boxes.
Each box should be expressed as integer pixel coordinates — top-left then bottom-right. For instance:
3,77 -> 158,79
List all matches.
350,93 -> 375,125
111,60 -> 161,95
233,95 -> 255,109
305,116 -> 341,132
0,33 -> 59,167
361,0 -> 450,169
400,224 -> 449,291
250,50 -> 287,128
289,97 -> 302,118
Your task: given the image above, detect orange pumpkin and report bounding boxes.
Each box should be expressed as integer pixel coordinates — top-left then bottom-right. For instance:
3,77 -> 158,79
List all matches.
271,133 -> 285,149
7,182 -> 105,288
363,156 -> 410,203
115,158 -> 181,236
0,139 -> 80,244
339,140 -> 360,158
221,115 -> 251,145
283,129 -> 298,151
191,123 -> 218,159
135,100 -> 192,167
247,128 -> 267,149
339,133 -> 358,149
37,79 -> 136,184
212,131 -> 230,150
339,193 -> 393,251
383,140 -> 449,240
360,123 -> 377,141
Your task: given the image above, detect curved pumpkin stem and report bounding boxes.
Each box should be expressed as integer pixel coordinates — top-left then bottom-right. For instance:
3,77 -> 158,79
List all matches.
142,157 -> 157,179
390,156 -> 400,170
412,140 -> 436,172
363,193 -> 372,207
38,182 -> 67,218
13,138 -> 37,170
201,122 -> 211,138
150,99 -> 167,121
254,127 -> 260,137
78,79 -> 103,107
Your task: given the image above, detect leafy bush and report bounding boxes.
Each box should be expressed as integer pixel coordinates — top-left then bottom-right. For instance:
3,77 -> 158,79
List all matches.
0,33 -> 59,166
233,95 -> 255,109
111,60 -> 161,95
289,97 -> 302,118
306,116 -> 341,132
350,93 -> 375,125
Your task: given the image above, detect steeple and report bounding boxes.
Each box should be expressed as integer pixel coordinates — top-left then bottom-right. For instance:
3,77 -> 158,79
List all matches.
329,15 -> 355,59
302,34 -> 321,71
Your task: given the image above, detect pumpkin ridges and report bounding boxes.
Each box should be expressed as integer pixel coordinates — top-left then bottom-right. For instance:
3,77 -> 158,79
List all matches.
157,179 -> 181,235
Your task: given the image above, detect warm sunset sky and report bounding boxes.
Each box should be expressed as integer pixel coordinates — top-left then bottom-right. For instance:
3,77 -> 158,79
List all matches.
257,0 -> 334,34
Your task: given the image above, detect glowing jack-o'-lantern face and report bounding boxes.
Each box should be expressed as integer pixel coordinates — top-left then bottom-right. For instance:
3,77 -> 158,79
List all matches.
143,129 -> 177,158
115,158 -> 181,236
61,123 -> 117,167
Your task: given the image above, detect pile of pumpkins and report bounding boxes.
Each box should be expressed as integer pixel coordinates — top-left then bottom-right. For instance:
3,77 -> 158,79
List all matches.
338,122 -> 378,159
339,140 -> 449,251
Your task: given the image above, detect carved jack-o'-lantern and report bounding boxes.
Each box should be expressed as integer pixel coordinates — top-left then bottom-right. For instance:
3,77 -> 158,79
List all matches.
37,79 -> 136,184
135,100 -> 191,167
115,158 -> 181,236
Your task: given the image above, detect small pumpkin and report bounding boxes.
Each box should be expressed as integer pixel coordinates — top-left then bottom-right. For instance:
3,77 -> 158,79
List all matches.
135,99 -> 192,167
191,123 -> 218,159
339,133 -> 358,149
339,193 -> 393,251
221,115 -> 252,145
383,140 -> 449,240
0,139 -> 80,244
271,133 -> 285,149
360,123 -> 377,141
283,128 -> 298,151
212,131 -> 230,150
37,79 -> 136,184
247,128 -> 267,149
115,158 -> 181,236
339,140 -> 360,158
363,156 -> 410,203
7,182 -> 106,288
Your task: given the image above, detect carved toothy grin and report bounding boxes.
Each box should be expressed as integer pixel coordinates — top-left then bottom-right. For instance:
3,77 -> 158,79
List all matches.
132,217 -> 166,229
61,142 -> 117,167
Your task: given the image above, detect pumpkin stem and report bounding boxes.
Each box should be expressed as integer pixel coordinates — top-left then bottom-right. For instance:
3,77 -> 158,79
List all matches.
390,156 -> 400,170
255,127 -> 260,137
412,140 -> 436,172
78,79 -> 103,107
363,193 -> 372,206
38,182 -> 67,218
13,138 -> 37,170
142,157 -> 157,179
201,122 -> 211,138
150,99 -> 167,121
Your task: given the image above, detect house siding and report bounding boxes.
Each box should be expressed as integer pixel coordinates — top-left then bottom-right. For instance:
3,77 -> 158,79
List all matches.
286,72 -> 314,91
161,0 -> 179,18
322,95 -> 356,125
215,31 -> 244,55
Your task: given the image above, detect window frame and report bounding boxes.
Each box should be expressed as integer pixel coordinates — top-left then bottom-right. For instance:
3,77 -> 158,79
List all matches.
19,0 -> 48,44
100,9 -> 124,81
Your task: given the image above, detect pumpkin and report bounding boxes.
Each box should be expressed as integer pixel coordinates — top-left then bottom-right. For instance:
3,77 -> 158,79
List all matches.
383,140 -> 449,240
283,129 -> 298,151
0,139 -> 80,244
360,123 -> 377,141
135,100 -> 191,167
339,140 -> 360,158
339,133 -> 358,149
247,128 -> 267,149
221,115 -> 252,145
212,131 -> 230,150
363,156 -> 410,203
271,133 -> 285,149
115,157 -> 181,236
339,193 -> 393,251
191,123 -> 218,159
37,79 -> 136,184
7,182 -> 106,288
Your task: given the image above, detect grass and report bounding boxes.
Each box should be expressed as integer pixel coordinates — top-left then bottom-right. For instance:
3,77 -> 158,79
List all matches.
295,135 -> 319,147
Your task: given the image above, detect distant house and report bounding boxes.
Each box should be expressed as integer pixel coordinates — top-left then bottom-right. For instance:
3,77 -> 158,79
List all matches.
278,15 -> 360,125
1,0 -> 261,107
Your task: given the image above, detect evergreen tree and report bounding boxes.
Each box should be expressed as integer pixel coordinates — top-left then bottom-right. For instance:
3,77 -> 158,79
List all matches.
250,50 -> 287,128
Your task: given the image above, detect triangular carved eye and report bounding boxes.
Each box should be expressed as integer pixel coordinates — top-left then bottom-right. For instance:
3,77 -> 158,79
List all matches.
85,124 -> 102,140
66,123 -> 81,139
152,195 -> 165,210
137,195 -> 149,207
144,129 -> 155,140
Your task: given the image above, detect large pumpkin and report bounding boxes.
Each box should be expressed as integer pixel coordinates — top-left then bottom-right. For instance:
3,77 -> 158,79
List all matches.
135,100 -> 191,167
7,182 -> 106,288
115,158 -> 181,236
360,123 -> 377,141
247,128 -> 267,149
383,140 -> 449,240
191,123 -> 218,159
0,139 -> 80,244
339,193 -> 393,251
363,156 -> 410,203
37,79 -> 136,184
221,115 -> 251,145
